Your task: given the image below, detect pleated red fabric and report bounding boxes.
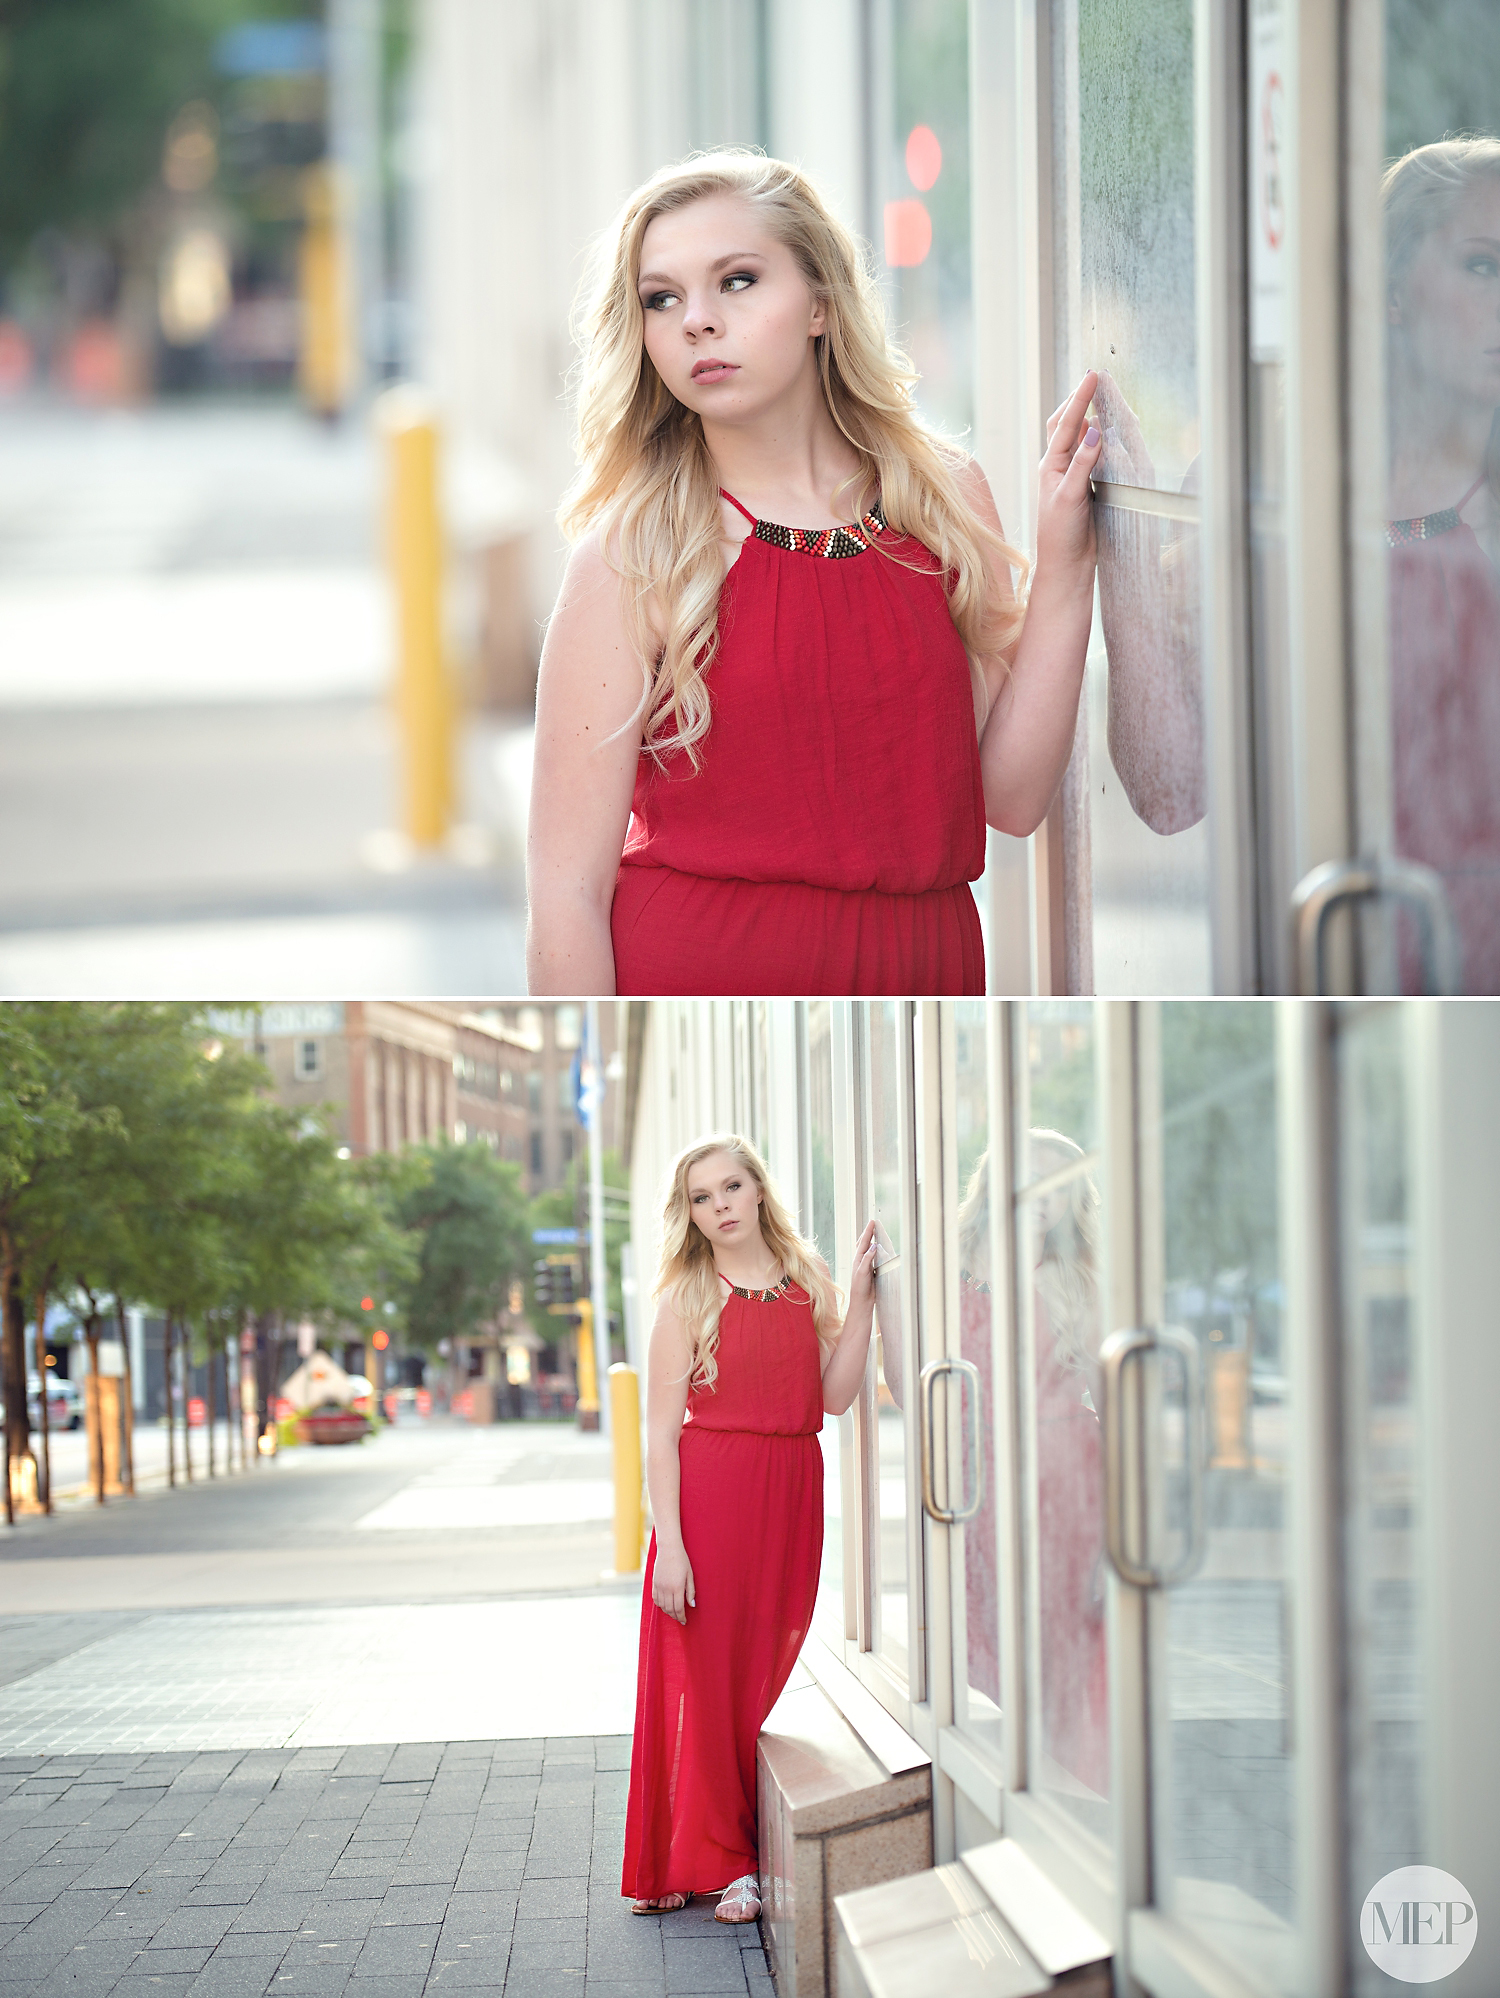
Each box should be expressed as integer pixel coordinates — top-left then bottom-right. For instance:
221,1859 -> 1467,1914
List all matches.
612,494 -> 987,996
622,1279 -> 825,1900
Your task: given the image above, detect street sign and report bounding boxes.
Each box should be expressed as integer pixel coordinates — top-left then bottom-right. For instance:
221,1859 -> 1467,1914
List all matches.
532,1227 -> 579,1245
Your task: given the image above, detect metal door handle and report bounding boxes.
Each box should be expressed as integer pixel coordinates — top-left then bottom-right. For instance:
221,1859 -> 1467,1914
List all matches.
1099,1326 -> 1205,1588
919,1356 -> 983,1524
1291,855 -> 1461,994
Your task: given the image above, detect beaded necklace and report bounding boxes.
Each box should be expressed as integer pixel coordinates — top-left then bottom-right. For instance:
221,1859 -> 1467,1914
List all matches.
1387,475 -> 1486,548
719,1269 -> 792,1303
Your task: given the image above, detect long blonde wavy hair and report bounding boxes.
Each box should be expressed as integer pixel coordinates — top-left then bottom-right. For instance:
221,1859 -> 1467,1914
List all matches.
655,1133 -> 841,1393
1029,1129 -> 1101,1375
560,149 -> 1031,769
1384,135 -> 1500,510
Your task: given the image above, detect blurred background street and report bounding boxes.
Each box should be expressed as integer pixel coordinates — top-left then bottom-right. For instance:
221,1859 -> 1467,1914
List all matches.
0,405 -> 531,996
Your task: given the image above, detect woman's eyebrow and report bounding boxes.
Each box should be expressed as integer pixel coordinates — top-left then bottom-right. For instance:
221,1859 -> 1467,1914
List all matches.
638,250 -> 768,287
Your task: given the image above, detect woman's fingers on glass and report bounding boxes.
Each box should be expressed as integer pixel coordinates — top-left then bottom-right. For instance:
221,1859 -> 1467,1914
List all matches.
1049,371 -> 1099,460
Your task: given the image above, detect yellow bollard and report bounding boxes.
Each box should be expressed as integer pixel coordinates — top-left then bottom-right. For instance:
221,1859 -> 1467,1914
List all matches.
609,1364 -> 643,1572
378,386 -> 454,847
574,1299 -> 599,1431
298,163 -> 353,419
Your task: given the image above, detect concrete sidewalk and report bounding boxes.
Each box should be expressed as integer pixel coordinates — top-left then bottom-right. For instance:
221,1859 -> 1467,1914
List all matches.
0,1737 -> 774,1998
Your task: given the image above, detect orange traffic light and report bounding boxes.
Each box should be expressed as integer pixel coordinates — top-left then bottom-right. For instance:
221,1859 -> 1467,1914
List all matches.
361,1296 -> 374,1311
372,1329 -> 389,1351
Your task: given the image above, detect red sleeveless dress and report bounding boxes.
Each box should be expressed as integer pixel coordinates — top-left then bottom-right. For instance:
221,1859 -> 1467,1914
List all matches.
622,1275 -> 825,1899
1388,494 -> 1500,992
611,493 -> 987,995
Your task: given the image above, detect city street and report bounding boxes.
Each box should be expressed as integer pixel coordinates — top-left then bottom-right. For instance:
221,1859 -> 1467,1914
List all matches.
0,405 -> 531,996
0,1419 -> 779,1996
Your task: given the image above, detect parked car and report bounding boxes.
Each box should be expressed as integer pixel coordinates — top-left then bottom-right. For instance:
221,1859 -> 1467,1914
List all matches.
28,1375 -> 82,1430
298,1401 -> 370,1446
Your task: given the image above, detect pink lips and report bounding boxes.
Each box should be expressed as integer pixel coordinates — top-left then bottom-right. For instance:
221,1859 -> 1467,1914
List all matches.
691,362 -> 738,383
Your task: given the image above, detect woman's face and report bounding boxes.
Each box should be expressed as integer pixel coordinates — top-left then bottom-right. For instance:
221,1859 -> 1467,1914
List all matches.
1391,175 -> 1500,408
685,1149 -> 763,1248
637,192 -> 826,426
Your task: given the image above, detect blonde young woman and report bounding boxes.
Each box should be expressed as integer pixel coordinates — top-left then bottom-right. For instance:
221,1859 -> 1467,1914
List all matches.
527,150 -> 1103,996
1383,136 -> 1500,990
622,1136 -> 878,1921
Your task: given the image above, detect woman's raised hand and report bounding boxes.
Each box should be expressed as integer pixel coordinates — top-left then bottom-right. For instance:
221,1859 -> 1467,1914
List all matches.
849,1219 -> 880,1307
653,1543 -> 696,1626
1035,370 -> 1104,592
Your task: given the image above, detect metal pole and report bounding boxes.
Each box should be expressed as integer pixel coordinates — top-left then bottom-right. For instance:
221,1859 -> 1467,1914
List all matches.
586,1000 -> 611,1440
326,0 -> 383,399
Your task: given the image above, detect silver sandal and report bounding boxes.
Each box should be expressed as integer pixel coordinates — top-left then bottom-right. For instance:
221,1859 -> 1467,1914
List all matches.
714,1873 -> 762,1923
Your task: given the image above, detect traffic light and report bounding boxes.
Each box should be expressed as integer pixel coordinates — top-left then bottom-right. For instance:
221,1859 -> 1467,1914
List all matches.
554,1261 -> 577,1306
533,1259 -> 554,1307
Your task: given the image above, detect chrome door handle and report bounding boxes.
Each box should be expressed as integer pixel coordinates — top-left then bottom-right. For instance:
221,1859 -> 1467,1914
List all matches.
1099,1326 -> 1205,1588
1290,855 -> 1461,994
919,1356 -> 983,1524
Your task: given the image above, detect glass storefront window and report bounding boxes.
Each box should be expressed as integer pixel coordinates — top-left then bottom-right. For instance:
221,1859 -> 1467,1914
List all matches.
868,1001 -> 913,1679
1050,0 -> 1211,993
1015,1000 -> 1110,1839
1371,4 -> 1500,991
1337,1004 -> 1422,1993
876,0 -> 973,436
952,1001 -> 1002,1755
1146,1003 -> 1293,1986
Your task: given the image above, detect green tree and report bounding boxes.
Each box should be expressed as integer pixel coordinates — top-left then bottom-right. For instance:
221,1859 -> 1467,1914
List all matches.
0,0 -> 311,266
396,1140 -> 532,1353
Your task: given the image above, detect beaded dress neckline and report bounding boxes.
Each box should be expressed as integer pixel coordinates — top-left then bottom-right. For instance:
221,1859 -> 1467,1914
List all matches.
1387,475 -> 1486,548
719,487 -> 888,560
718,1270 -> 794,1303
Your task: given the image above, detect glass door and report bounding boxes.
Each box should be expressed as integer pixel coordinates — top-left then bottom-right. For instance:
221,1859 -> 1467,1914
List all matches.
1135,1002 -> 1296,1989
861,1001 -> 922,1700
1044,0 -> 1214,993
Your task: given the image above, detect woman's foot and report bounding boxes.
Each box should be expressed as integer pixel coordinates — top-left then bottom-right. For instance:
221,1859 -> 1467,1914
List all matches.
631,1892 -> 688,1915
714,1874 -> 762,1924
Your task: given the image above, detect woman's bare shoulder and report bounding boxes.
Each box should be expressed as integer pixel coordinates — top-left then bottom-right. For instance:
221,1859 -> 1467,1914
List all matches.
952,453 -> 1005,531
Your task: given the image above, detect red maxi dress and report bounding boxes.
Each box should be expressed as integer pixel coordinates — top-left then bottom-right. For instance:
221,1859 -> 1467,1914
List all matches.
611,493 -> 988,996
622,1274 -> 825,1900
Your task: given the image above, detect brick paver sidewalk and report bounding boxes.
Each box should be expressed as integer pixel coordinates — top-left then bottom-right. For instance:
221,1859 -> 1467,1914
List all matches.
0,1737 -> 774,1998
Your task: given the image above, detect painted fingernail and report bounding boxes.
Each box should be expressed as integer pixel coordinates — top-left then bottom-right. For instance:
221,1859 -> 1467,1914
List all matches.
1085,425 -> 1100,447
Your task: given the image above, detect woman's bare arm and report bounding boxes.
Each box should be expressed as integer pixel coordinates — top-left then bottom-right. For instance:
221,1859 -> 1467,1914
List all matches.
525,535 -> 650,994
1092,371 -> 1206,834
644,1295 -> 695,1623
963,375 -> 1104,837
819,1222 -> 878,1417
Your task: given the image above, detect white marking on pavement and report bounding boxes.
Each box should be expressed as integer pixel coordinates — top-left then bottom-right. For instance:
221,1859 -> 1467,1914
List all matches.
0,1599 -> 641,1753
0,570 -> 387,707
355,1481 -> 617,1530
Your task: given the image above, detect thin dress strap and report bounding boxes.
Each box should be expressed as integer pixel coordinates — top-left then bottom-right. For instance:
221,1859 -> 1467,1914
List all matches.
719,488 -> 758,527
1457,475 -> 1487,514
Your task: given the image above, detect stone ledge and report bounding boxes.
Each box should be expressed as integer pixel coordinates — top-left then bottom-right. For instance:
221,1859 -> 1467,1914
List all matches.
757,1676 -> 932,1998
833,1850 -> 1112,1998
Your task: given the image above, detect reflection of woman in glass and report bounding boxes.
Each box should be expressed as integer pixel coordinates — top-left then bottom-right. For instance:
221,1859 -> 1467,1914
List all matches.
1028,1130 -> 1109,1799
955,1149 -> 1000,1706
1384,138 -> 1500,991
528,150 -> 1105,997
1087,372 -> 1207,838
882,1130 -> 1106,1793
